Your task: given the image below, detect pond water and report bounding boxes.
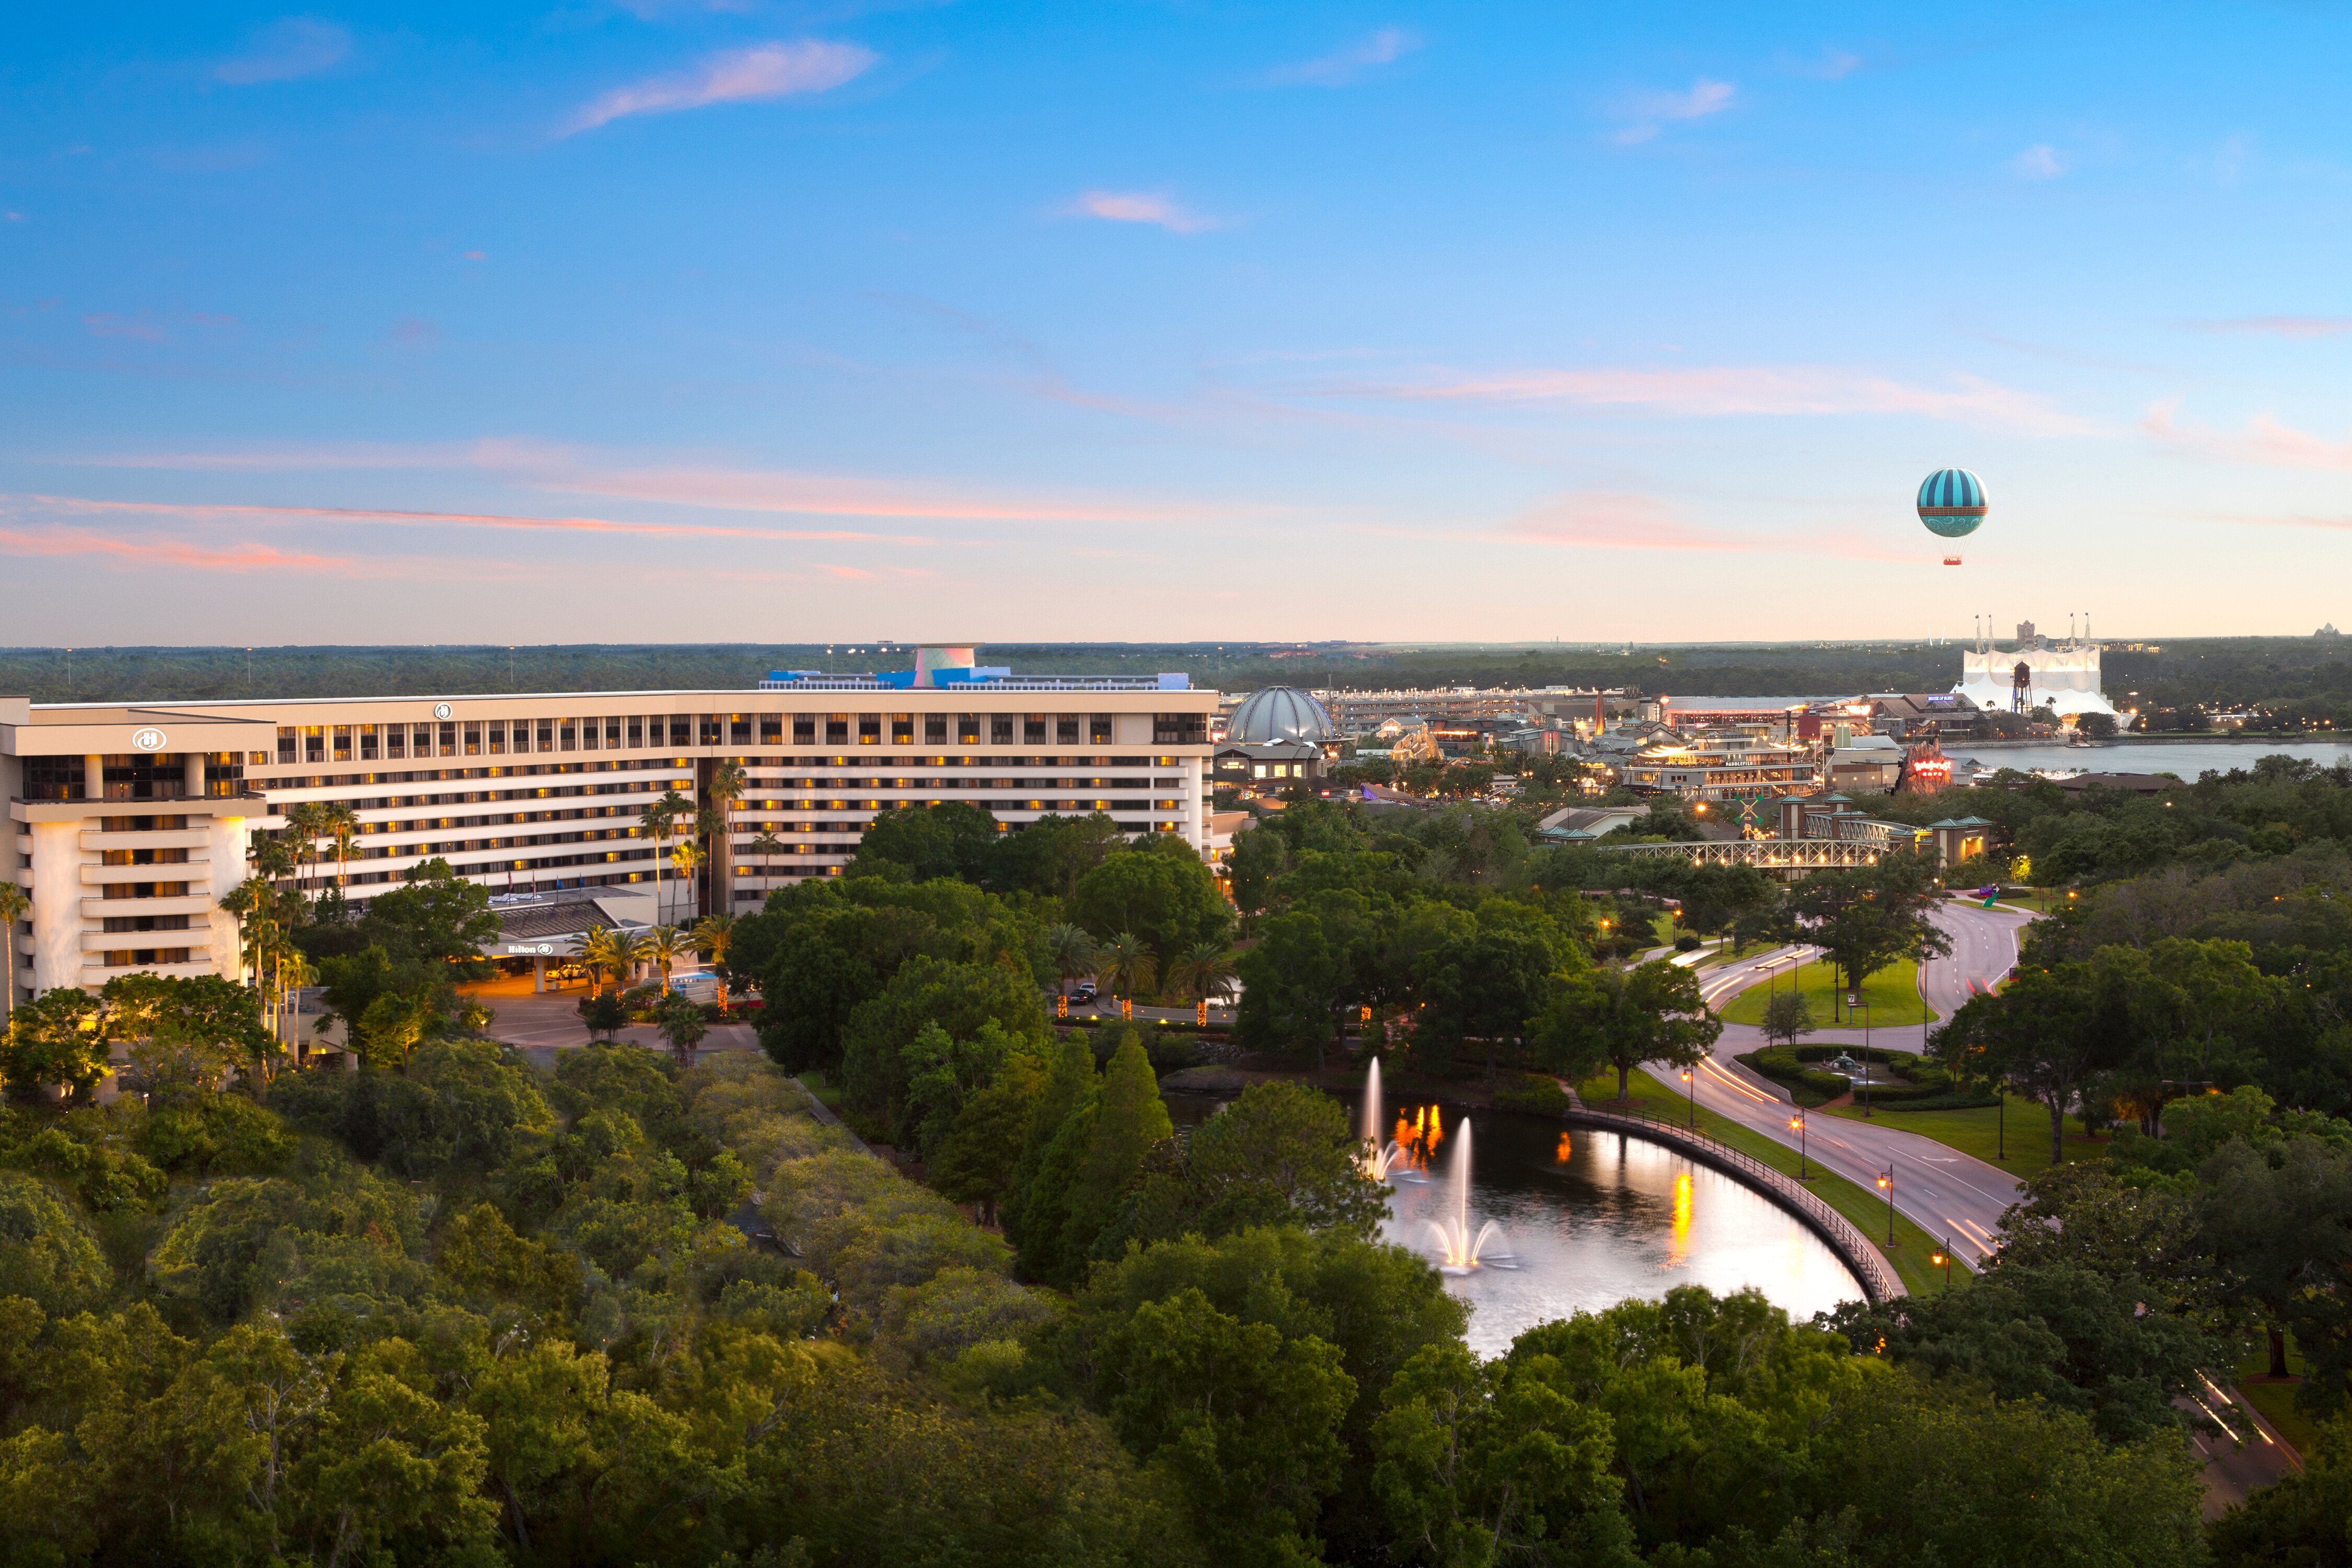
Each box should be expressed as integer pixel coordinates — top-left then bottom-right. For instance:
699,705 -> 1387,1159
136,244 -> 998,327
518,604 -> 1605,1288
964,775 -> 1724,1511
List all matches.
1165,1089 -> 1864,1357
1955,739 -> 2352,779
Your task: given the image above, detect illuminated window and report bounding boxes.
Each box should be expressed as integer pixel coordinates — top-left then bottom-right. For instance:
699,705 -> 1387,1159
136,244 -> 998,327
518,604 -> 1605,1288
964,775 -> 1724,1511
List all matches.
889,713 -> 914,745
958,713 -> 982,745
859,714 -> 882,746
826,713 -> 850,746
1090,714 -> 1113,745
465,724 -> 482,756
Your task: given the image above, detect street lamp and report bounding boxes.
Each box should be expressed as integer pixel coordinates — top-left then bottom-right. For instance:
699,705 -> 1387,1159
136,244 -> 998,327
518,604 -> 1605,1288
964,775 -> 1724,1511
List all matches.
1680,1067 -> 1696,1128
1859,998 -> 1874,1119
1996,1082 -> 2005,1160
1789,1110 -> 1808,1179
1931,1239 -> 1952,1292
1875,1167 -> 1895,1244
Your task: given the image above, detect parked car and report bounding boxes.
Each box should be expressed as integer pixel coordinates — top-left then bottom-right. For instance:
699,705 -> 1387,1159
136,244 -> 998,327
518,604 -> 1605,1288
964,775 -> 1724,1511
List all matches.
1073,982 -> 1099,1003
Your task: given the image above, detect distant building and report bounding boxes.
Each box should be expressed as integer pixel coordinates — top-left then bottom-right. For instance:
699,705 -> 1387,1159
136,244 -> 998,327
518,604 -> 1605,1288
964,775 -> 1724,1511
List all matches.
1618,733 -> 1819,803
1952,620 -> 2120,722
1824,734 -> 1905,794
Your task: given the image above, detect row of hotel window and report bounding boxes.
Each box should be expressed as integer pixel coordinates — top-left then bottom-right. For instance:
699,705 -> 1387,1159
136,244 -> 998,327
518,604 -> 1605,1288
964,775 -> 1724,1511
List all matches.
275,713 -> 1208,764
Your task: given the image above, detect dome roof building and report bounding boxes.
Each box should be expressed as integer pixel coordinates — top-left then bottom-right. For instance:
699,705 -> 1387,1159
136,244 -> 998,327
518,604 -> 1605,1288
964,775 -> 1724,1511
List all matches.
1226,686 -> 1334,745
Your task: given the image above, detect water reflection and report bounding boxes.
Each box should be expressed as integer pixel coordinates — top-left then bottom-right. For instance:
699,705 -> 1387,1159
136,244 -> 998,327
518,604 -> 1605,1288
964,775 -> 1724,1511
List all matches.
1167,1090 -> 1863,1358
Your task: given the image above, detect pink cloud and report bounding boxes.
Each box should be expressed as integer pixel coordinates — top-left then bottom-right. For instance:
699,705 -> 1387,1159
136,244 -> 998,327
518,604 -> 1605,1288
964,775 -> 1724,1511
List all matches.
2185,316 -> 2352,339
18,493 -> 945,545
565,40 -> 876,136
1332,362 -> 2100,436
2144,400 -> 2352,470
1065,190 -> 1220,234
1262,27 -> 1422,87
83,314 -> 166,342
0,525 -> 354,574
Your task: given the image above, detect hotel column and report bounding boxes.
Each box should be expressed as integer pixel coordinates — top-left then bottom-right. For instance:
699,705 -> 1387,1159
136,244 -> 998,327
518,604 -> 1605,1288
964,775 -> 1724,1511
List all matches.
83,754 -> 103,803
183,752 -> 205,800
28,820 -> 82,995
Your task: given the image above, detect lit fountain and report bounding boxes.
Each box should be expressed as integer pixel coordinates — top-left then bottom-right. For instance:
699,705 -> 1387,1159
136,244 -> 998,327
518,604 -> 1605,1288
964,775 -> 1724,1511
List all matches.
1424,1116 -> 1515,1273
1359,1058 -> 1410,1182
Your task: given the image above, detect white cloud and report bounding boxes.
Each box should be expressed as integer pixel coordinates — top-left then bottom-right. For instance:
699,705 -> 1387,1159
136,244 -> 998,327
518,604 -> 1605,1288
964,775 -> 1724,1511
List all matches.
1324,362 -> 2103,436
216,16 -> 351,85
1064,190 -> 1220,234
1612,79 -> 1736,145
1262,27 -> 1422,87
2012,143 -> 2064,178
564,40 -> 877,136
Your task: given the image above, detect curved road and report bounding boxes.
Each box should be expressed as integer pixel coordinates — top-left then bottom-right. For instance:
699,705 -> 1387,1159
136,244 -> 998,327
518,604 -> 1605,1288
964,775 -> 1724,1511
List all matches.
1673,901 -> 2036,1264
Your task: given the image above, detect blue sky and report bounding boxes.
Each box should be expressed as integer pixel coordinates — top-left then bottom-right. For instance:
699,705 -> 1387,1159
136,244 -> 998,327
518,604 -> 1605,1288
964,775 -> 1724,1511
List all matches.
6,3 -> 2352,645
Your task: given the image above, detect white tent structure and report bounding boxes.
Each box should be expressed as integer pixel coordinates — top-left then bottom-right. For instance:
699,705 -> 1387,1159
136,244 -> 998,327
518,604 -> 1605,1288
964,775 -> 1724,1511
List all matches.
1952,616 -> 2120,721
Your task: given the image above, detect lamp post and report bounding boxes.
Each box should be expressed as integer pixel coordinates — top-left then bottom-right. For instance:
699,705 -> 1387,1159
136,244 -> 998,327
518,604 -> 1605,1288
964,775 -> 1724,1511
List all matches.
1996,1083 -> 2005,1160
1875,1167 -> 1895,1244
1932,1239 -> 1952,1292
1680,1067 -> 1696,1129
1789,1109 -> 1808,1179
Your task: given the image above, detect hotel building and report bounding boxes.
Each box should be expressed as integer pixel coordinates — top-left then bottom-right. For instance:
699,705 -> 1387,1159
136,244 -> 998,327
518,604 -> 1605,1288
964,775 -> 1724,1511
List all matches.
1,645 -> 1217,1004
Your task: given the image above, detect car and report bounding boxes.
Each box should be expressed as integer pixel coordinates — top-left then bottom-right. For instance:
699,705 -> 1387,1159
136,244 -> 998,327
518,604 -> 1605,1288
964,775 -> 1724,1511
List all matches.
1073,982 -> 1099,1002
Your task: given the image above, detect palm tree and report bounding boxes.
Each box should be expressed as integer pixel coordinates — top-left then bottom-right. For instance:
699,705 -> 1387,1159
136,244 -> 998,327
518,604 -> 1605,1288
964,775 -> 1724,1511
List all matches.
691,913 -> 737,1009
640,788 -> 689,923
0,881 -> 27,1027
670,840 -> 704,922
283,801 -> 328,897
571,924 -> 627,999
747,831 -> 787,896
1044,924 -> 1098,1007
607,927 -> 651,992
1168,940 -> 1238,1018
324,802 -> 360,894
1098,930 -> 1156,1006
705,759 -> 748,916
643,925 -> 687,996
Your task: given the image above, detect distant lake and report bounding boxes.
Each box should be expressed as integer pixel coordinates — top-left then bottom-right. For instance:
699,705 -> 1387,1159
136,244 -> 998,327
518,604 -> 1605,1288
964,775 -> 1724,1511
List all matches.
1952,739 -> 2352,780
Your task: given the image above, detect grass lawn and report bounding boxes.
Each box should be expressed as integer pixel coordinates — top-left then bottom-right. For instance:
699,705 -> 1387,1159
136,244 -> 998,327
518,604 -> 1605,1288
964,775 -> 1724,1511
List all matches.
1820,1098 -> 2105,1184
2233,1343 -> 2322,1458
1573,1068 -> 1973,1298
796,1070 -> 845,1111
1717,954 -> 1937,1030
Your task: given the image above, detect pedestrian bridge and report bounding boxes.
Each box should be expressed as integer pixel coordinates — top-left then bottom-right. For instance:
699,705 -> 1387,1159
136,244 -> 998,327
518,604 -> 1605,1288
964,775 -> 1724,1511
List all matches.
1597,837 -> 1893,870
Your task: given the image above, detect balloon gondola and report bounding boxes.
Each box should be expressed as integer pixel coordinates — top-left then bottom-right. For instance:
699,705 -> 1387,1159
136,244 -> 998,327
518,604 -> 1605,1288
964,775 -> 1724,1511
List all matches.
1917,468 -> 1986,566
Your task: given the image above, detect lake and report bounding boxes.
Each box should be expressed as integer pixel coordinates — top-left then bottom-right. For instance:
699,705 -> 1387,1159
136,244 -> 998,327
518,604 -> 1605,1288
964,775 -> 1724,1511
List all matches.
1953,739 -> 2352,779
1166,1089 -> 1864,1358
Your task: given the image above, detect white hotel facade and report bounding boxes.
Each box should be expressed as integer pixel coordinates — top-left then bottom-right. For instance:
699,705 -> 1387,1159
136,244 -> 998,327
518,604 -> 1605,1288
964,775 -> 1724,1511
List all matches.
1,646 -> 1217,1004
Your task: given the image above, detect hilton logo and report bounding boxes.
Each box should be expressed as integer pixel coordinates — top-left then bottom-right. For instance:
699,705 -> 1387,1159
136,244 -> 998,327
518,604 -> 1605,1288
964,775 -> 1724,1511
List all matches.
433,702 -> 453,720
131,728 -> 167,752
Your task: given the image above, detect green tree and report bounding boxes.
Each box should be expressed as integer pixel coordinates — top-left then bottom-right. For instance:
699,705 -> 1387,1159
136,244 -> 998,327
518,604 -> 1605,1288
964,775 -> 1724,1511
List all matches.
1,988 -> 110,1102
1785,850 -> 1954,1017
1072,838 -> 1232,959
656,993 -> 709,1067
1532,959 -> 1721,1103
1057,1033 -> 1172,1267
1759,988 -> 1815,1051
1097,929 -> 1158,1002
853,801 -> 1001,884
993,811 -> 1129,899
1236,913 -> 1343,1067
839,956 -> 1050,1136
0,882 -> 27,1030
1415,928 -> 1564,1080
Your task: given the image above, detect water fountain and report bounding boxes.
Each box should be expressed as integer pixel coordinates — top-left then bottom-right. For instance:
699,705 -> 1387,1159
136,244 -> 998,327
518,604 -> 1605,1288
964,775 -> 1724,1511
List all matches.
1359,1058 -> 1411,1182
1423,1116 -> 1514,1272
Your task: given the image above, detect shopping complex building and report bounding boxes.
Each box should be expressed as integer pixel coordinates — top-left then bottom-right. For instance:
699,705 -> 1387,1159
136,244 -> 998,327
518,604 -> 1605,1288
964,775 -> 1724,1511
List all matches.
1,645 -> 1216,1002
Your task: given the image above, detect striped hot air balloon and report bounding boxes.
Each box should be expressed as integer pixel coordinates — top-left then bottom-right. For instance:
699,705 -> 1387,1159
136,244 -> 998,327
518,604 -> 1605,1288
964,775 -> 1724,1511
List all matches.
1917,468 -> 1986,565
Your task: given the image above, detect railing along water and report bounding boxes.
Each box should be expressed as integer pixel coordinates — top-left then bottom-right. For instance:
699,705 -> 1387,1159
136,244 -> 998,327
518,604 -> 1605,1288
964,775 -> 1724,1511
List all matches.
1558,1102 -> 1903,1303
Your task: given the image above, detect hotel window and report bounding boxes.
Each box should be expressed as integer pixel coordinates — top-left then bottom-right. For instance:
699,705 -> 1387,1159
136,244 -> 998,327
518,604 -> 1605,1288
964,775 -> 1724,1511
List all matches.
1090,713 -> 1113,744
1057,714 -> 1081,745
924,713 -> 949,744
760,714 -> 783,746
730,714 -> 753,746
440,722 -> 458,757
414,723 -> 434,757
958,713 -> 982,745
793,713 -> 816,745
465,723 -> 482,756
359,724 -> 379,761
699,715 -> 723,747
858,714 -> 882,746
559,719 -> 577,752
605,717 -> 624,749
487,721 -> 505,756
536,720 -> 554,753
384,726 -> 405,760
304,727 -> 326,763
1024,713 -> 1048,745
889,713 -> 914,745
579,717 -> 597,751
332,726 -> 352,763
825,714 -> 850,746
627,718 -> 644,749
991,714 -> 1015,745
277,727 -> 297,765
669,716 -> 693,747
1154,712 -> 1208,745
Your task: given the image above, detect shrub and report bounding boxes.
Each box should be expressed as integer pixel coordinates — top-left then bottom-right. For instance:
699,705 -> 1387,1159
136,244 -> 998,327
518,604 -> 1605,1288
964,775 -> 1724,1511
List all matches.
1492,1073 -> 1570,1115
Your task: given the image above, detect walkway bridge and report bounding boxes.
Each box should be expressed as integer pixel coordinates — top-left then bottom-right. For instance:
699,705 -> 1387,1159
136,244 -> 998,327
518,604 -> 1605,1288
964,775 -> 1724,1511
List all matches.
1597,837 -> 1895,871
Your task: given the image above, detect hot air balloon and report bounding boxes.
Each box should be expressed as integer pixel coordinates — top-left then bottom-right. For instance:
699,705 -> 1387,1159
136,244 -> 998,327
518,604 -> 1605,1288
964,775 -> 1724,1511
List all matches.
1917,468 -> 1986,566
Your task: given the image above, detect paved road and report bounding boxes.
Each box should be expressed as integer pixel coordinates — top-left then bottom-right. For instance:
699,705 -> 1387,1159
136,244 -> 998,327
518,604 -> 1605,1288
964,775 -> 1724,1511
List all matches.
1669,902 -> 2037,1265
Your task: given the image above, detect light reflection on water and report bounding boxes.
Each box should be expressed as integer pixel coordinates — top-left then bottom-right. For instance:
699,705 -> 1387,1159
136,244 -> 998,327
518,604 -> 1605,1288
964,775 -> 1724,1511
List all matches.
1167,1091 -> 1863,1358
